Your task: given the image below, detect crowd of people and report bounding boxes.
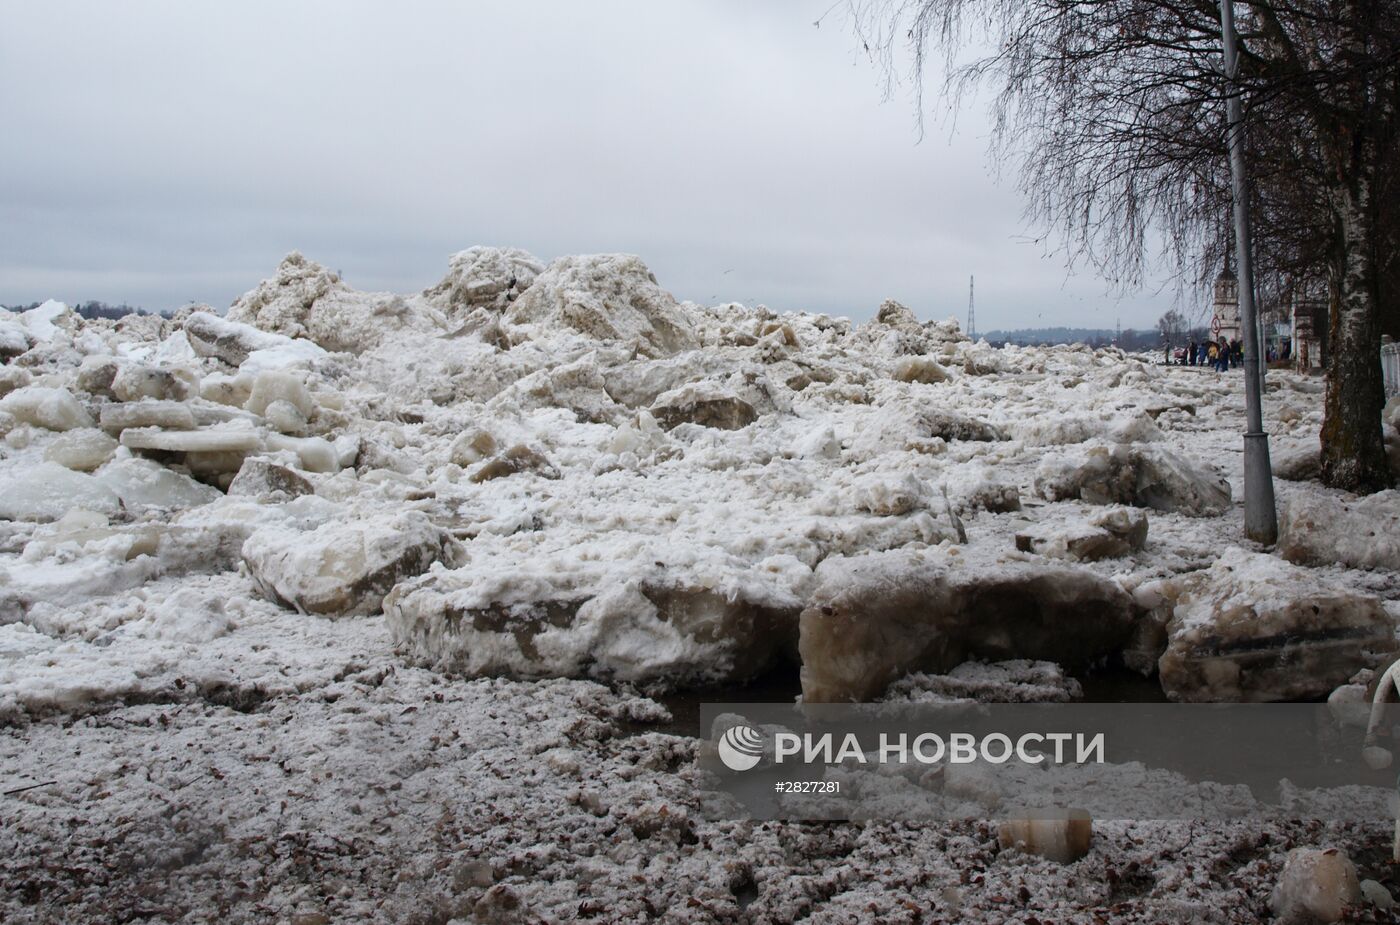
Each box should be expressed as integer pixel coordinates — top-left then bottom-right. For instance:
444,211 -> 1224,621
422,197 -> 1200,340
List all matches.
1165,338 -> 1291,370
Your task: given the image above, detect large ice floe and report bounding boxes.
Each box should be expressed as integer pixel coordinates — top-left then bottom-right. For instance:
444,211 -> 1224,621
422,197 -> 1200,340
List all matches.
4,249 -> 1400,921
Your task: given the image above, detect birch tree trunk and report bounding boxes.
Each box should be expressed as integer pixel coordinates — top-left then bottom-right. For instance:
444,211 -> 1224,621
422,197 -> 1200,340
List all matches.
1320,171 -> 1392,492
1315,0 -> 1394,493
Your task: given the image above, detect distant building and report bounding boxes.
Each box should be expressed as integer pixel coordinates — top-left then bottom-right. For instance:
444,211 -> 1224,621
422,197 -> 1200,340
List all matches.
1211,267 -> 1241,343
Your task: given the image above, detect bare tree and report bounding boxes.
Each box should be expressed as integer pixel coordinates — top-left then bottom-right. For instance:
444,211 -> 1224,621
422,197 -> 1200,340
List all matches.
844,0 -> 1398,491
1158,309 -> 1189,347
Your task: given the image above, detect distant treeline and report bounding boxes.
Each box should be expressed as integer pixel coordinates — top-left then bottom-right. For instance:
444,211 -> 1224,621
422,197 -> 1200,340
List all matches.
2,300 -> 165,320
981,326 -> 1209,351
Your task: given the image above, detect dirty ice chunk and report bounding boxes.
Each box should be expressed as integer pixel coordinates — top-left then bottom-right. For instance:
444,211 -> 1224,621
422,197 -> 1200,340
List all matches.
1156,550 -> 1395,702
649,381 -> 757,431
1270,847 -> 1360,924
884,660 -> 1083,704
384,553 -> 801,688
226,458 -> 315,502
502,253 -> 699,357
423,245 -> 545,313
798,552 -> 1136,702
1034,443 -> 1230,515
1278,490 -> 1400,572
183,310 -> 324,369
110,364 -> 197,403
1014,508 -> 1148,561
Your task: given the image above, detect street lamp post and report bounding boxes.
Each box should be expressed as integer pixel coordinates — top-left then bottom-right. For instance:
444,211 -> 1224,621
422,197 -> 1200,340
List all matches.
1219,0 -> 1278,544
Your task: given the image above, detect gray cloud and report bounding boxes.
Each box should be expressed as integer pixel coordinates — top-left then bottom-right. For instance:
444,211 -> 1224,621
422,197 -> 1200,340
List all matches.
0,0 -> 1183,328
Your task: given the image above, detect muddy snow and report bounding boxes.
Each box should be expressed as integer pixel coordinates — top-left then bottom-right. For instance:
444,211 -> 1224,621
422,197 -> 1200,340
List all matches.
3,250 -> 1400,922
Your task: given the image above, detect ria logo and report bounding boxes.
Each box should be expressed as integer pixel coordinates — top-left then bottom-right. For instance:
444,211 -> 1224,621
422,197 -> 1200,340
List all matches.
717,723 -> 765,772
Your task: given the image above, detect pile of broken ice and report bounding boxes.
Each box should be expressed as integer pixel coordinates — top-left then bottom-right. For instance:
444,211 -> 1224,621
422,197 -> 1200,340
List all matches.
3,245 -> 1399,711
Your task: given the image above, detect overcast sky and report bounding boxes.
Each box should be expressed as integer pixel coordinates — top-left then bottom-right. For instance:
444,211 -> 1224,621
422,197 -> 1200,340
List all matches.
0,1 -> 1183,329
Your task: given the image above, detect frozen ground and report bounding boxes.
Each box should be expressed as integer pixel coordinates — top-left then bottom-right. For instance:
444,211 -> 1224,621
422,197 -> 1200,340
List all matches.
3,249 -> 1400,922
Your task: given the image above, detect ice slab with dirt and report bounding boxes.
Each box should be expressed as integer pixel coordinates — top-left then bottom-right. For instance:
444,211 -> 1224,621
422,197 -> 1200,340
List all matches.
1278,489 -> 1400,572
1149,550 -> 1397,702
798,550 -> 1138,702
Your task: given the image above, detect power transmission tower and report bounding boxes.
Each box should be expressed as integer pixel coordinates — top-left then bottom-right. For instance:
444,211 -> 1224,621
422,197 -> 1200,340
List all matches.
967,276 -> 976,340
1115,316 -> 1121,346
